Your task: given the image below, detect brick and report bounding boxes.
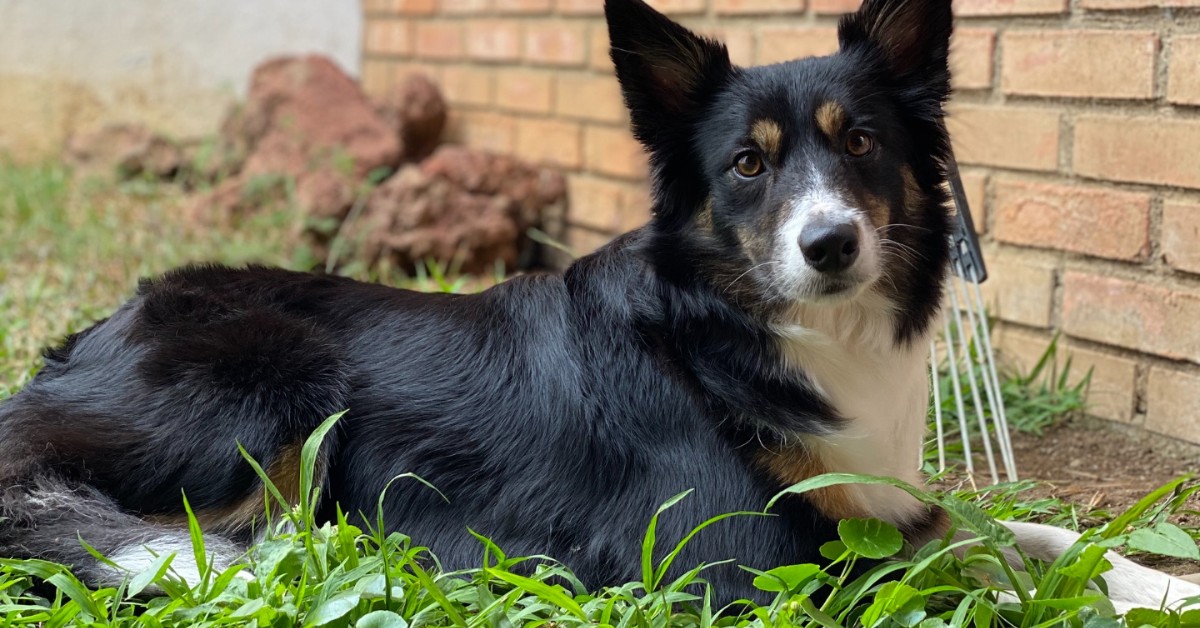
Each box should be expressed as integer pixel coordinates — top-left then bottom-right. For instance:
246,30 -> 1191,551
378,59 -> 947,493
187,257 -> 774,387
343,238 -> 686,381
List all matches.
524,22 -> 588,66
1080,0 -> 1199,9
590,25 -> 614,73
365,20 -> 413,56
1001,30 -> 1156,100
1062,272 -> 1200,363
811,0 -> 860,12
995,330 -> 1137,423
515,118 -> 583,168
440,65 -> 493,107
1168,35 -> 1200,106
364,0 -> 392,12
565,226 -> 616,256
951,28 -> 995,91
699,27 -> 756,67
441,0 -> 490,12
555,74 -> 626,123
391,62 -> 444,87
978,247 -> 1056,328
466,21 -> 522,62
758,27 -> 839,65
946,105 -> 1060,172
955,0 -> 1066,15
414,23 -> 464,60
558,0 -> 604,14
361,59 -> 395,95
585,126 -> 650,179
495,70 -> 554,113
620,184 -> 653,230
568,175 -> 624,231
455,111 -> 518,153
496,0 -> 552,12
958,169 -> 987,235
1163,200 -> 1200,275
714,0 -> 804,15
1074,116 -> 1200,190
992,180 -> 1151,261
644,0 -> 708,14
391,0 -> 437,14
1146,368 -> 1200,444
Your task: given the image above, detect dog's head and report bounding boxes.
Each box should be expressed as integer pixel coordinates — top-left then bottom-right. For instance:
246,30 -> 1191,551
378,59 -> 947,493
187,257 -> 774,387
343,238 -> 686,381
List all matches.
607,0 -> 953,338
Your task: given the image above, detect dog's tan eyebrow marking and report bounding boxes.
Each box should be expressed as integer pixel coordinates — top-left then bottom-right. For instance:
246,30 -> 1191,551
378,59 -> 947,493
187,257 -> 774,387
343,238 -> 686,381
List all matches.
815,101 -> 846,141
696,196 -> 715,230
750,119 -> 783,161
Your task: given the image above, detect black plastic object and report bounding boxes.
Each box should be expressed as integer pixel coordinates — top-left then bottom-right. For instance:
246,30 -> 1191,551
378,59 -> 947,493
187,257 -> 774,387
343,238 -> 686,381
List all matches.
945,153 -> 988,284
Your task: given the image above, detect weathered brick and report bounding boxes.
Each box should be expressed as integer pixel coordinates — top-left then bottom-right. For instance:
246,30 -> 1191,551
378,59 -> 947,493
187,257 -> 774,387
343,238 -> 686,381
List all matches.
466,20 -> 522,62
1062,272 -> 1200,363
644,0 -> 708,14
946,105 -> 1060,172
392,0 -> 438,14
957,169 -> 988,235
440,65 -> 493,107
495,70 -> 554,113
811,0 -> 860,13
714,0 -> 804,15
361,59 -> 395,95
585,126 -> 650,179
515,118 -> 584,168
496,0 -> 552,12
454,111 -> 518,153
992,179 -> 1151,261
1146,367 -> 1200,444
1163,200 -> 1200,276
1074,116 -> 1200,190
1168,35 -> 1200,106
555,74 -> 626,123
951,28 -> 995,91
978,247 -> 1056,328
524,22 -> 588,66
568,175 -> 624,232
1001,30 -> 1156,100
565,226 -> 616,256
1080,0 -> 1198,9
589,25 -> 614,73
994,329 -> 1137,423
758,27 -> 840,65
414,22 -> 465,60
620,184 -> 653,230
558,0 -> 604,14
955,0 -> 1066,15
365,20 -> 413,56
364,0 -> 392,13
391,62 -> 444,87
441,0 -> 490,12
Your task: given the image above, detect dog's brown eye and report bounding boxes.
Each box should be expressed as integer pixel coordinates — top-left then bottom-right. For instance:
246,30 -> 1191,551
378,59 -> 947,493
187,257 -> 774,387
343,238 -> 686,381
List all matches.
846,130 -> 875,157
734,151 -> 764,178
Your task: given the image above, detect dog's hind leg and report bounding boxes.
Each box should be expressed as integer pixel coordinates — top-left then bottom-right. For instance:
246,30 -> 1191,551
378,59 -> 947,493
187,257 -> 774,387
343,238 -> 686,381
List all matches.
0,473 -> 244,589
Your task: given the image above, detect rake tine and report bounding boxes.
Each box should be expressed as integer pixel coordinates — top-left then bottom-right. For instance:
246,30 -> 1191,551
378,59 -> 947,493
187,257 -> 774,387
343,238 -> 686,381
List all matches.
929,341 -> 946,473
941,312 -> 974,474
967,265 -> 1018,481
947,269 -> 999,484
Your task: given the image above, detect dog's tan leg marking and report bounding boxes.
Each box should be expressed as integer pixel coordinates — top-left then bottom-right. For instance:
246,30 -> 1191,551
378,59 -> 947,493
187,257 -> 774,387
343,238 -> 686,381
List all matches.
145,443 -> 319,536
757,446 -> 867,522
815,101 -> 846,142
750,119 -> 783,162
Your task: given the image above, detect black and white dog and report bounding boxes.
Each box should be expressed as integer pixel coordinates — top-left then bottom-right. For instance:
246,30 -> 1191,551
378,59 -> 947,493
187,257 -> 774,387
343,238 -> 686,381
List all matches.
1,0 -> 1197,611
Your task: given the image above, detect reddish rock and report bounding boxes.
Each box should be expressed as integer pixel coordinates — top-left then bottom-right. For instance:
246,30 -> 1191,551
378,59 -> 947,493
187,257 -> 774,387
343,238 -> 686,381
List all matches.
216,55 -> 401,219
346,145 -> 567,273
375,74 -> 448,162
64,124 -> 183,179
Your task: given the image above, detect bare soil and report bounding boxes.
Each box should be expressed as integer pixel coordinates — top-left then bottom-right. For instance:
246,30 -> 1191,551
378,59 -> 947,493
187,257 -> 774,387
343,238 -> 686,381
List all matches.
955,417 -> 1200,576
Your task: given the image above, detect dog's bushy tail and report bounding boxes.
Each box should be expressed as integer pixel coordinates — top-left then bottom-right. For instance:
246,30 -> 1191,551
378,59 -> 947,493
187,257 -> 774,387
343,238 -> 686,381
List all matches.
0,473 -> 244,589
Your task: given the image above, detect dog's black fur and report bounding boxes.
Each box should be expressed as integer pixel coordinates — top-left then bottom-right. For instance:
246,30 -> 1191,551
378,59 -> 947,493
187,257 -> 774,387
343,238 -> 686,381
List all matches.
0,0 -> 954,604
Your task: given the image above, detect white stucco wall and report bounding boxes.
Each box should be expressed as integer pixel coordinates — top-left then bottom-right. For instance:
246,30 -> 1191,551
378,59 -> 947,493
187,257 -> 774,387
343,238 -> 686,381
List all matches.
0,0 -> 362,158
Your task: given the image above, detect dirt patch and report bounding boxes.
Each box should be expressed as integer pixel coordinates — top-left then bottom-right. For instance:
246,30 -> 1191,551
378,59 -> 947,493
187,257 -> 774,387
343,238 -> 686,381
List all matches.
952,417 -> 1200,576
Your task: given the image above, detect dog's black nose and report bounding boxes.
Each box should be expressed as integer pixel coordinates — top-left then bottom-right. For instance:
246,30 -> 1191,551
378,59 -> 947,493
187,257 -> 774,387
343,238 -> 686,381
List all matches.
798,220 -> 859,273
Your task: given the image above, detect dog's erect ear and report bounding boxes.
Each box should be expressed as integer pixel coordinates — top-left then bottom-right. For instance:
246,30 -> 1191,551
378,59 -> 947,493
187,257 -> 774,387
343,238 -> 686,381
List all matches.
837,0 -> 953,82
605,0 -> 732,146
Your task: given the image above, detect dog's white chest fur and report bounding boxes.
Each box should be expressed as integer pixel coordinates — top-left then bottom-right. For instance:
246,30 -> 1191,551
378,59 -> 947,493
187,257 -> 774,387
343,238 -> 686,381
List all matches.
774,292 -> 931,525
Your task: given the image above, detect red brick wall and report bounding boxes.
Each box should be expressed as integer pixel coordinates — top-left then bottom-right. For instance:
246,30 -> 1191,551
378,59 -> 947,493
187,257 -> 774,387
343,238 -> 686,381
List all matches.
361,0 -> 1200,444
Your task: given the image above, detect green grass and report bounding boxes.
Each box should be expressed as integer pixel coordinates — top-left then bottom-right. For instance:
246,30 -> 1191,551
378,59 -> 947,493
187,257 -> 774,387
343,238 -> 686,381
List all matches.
1,162 -> 1198,626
